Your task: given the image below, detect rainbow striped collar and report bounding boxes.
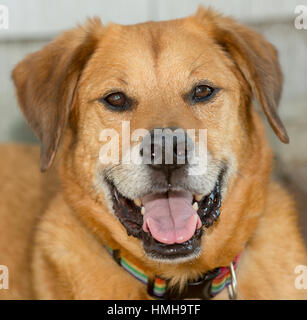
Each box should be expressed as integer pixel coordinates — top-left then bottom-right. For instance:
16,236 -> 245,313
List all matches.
105,243 -> 240,300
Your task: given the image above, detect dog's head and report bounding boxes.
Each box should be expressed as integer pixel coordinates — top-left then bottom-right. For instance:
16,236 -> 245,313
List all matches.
12,8 -> 288,267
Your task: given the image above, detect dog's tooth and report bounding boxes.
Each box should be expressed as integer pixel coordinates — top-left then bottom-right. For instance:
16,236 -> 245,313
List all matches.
141,206 -> 145,215
134,198 -> 142,207
194,194 -> 204,202
193,202 -> 199,211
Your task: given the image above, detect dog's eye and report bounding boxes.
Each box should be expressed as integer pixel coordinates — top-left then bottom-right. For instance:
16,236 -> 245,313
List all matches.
192,85 -> 214,102
100,92 -> 130,111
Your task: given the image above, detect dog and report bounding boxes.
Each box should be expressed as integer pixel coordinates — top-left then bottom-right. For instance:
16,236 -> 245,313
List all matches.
0,7 -> 306,300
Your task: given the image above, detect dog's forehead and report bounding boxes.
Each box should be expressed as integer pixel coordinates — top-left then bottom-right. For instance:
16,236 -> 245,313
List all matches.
88,19 -> 228,83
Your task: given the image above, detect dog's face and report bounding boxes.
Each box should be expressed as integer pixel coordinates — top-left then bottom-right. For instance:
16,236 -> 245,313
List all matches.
13,8 -> 288,266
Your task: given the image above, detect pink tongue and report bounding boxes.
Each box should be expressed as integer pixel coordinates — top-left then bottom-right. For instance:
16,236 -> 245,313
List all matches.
142,191 -> 202,244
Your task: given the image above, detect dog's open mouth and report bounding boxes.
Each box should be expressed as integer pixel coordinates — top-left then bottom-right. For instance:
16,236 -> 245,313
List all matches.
109,173 -> 222,261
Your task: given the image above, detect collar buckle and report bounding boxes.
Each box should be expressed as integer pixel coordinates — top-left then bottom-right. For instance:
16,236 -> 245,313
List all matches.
183,268 -> 220,300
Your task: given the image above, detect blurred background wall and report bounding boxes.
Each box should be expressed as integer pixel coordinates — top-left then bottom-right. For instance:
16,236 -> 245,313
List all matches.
0,0 -> 306,239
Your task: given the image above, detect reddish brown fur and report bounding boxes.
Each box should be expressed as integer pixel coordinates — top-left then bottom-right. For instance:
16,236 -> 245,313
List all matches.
0,8 -> 306,299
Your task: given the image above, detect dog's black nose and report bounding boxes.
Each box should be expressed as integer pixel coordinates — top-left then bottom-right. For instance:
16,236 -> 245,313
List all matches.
140,127 -> 193,171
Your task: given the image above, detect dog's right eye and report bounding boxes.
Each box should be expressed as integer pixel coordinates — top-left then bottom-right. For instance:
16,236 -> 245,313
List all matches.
99,92 -> 131,111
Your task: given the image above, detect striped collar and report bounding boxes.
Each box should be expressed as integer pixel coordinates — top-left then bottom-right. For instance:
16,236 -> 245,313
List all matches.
105,244 -> 240,300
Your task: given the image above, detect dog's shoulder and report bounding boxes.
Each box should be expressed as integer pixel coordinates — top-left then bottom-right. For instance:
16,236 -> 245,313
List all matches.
256,180 -> 307,258
0,143 -> 60,202
238,180 -> 307,299
0,143 -> 60,299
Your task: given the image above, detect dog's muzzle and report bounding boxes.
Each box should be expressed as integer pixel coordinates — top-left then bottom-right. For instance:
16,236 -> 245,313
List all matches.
106,127 -> 224,261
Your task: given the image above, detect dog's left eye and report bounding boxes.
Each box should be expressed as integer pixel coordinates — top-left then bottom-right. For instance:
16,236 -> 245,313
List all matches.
192,85 -> 215,103
99,92 -> 131,111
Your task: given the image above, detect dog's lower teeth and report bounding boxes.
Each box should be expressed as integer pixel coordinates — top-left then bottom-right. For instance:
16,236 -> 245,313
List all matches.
134,198 -> 142,207
193,202 -> 199,211
141,207 -> 145,215
194,194 -> 204,202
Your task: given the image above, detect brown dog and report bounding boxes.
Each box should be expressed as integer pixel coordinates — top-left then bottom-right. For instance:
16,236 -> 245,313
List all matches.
1,7 -> 307,300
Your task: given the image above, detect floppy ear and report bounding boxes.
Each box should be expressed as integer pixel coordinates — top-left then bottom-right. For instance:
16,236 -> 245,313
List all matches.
12,18 -> 102,171
195,8 -> 289,143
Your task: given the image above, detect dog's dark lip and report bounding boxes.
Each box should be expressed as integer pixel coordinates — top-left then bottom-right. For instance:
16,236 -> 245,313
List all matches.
142,228 -> 203,260
107,170 -> 224,260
